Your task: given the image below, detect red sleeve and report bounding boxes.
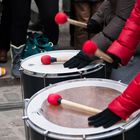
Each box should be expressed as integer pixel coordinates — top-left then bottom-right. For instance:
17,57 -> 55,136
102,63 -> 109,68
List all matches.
107,0 -> 140,65
108,73 -> 140,120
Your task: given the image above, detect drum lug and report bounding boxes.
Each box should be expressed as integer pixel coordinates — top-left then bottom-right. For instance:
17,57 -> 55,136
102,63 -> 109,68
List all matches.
22,116 -> 29,120
117,80 -> 122,83
24,99 -> 30,103
82,134 -> 86,140
19,67 -> 24,72
43,130 -> 49,137
119,126 -> 126,140
24,99 -> 30,109
78,71 -> 83,78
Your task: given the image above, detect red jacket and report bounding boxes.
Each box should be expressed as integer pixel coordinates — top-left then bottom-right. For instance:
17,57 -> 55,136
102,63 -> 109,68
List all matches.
108,72 -> 140,120
107,0 -> 140,120
107,0 -> 140,65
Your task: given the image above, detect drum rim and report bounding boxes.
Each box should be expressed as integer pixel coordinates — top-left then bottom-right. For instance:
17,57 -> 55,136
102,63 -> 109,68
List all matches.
23,78 -> 140,139
20,50 -> 105,78
20,63 -> 105,78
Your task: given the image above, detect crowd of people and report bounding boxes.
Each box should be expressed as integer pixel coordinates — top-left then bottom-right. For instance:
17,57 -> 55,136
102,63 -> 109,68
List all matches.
0,0 -> 140,131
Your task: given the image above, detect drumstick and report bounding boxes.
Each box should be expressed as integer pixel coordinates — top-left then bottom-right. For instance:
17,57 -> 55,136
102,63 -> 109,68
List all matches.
47,93 -> 101,114
55,12 -> 87,28
82,40 -> 113,63
41,55 -> 70,65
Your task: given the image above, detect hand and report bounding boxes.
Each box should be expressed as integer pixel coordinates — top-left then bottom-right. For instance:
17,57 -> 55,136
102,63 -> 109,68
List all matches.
88,108 -> 121,128
63,51 -> 94,69
86,19 -> 102,34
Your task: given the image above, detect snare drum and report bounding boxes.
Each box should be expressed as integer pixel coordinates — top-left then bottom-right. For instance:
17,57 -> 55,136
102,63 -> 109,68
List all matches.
23,78 -> 140,140
20,50 -> 106,99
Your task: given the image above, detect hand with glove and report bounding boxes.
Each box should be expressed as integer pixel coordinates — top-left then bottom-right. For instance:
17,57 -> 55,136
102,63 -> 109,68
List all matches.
88,72 -> 140,128
64,40 -> 98,69
86,19 -> 103,34
88,108 -> 121,128
64,40 -> 120,79
63,51 -> 95,69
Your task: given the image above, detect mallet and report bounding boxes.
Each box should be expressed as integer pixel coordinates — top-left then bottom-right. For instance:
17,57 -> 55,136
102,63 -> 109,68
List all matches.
55,12 -> 87,28
47,93 -> 101,114
82,40 -> 113,63
41,55 -> 70,65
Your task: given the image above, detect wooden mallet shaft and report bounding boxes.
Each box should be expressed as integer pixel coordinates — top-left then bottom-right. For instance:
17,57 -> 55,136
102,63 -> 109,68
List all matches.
52,57 -> 71,63
95,49 -> 113,63
61,99 -> 101,114
67,18 -> 87,28
55,12 -> 87,28
47,94 -> 101,114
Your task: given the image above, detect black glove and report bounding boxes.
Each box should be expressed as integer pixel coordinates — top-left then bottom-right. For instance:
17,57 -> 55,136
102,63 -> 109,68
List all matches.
107,54 -> 121,69
63,51 -> 94,69
88,108 -> 122,128
104,54 -> 121,78
86,19 -> 102,34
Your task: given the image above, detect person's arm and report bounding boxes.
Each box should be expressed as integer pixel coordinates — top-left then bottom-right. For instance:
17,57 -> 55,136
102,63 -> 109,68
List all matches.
107,0 -> 140,65
87,0 -> 110,34
90,0 -> 110,25
109,72 -> 140,120
91,0 -> 135,52
88,72 -> 140,128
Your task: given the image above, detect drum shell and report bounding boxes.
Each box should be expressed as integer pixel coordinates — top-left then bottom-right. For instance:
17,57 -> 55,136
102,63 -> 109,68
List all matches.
21,64 -> 106,99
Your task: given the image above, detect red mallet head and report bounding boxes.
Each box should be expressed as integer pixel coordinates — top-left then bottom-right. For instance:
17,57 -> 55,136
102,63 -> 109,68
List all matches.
41,55 -> 57,65
41,55 -> 51,65
55,12 -> 68,24
47,93 -> 62,105
82,40 -> 98,57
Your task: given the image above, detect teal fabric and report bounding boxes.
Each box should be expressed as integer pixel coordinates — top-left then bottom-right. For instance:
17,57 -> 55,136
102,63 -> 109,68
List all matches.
22,32 -> 54,59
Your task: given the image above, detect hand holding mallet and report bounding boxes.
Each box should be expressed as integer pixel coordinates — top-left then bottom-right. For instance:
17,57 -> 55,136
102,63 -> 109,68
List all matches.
82,40 -> 113,63
47,93 -> 101,114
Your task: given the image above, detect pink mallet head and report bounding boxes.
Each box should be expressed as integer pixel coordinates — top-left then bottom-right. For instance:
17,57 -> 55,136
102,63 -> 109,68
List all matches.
82,40 -> 98,57
55,12 -> 68,24
47,93 -> 62,105
41,55 -> 51,65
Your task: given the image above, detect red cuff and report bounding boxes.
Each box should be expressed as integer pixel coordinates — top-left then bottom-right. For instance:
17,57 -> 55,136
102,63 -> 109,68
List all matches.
107,41 -> 135,65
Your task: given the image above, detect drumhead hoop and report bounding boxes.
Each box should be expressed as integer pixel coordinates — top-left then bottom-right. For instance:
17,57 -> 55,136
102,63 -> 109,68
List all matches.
24,78 -> 140,140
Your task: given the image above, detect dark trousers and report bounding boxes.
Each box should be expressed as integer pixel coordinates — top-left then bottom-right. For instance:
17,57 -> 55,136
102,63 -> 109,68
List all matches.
34,0 -> 59,45
0,0 -> 31,51
0,0 -> 59,51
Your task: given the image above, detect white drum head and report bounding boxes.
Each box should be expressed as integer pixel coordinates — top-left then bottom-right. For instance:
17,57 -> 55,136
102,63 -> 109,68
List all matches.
24,78 -> 140,140
21,50 -> 101,75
